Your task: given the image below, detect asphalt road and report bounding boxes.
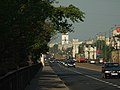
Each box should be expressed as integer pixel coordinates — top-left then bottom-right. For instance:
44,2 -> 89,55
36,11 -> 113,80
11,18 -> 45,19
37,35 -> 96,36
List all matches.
49,62 -> 120,90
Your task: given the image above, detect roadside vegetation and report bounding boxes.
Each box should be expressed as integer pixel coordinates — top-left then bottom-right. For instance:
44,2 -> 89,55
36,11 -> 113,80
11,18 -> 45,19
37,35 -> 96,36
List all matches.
0,0 -> 85,75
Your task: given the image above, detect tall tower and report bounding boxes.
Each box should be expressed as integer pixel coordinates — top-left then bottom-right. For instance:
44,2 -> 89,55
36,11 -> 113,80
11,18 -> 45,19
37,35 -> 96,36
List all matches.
61,33 -> 69,45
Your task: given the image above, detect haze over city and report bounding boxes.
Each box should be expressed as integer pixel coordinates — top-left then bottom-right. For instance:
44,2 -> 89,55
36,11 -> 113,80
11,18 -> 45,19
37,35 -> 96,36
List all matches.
53,0 -> 120,43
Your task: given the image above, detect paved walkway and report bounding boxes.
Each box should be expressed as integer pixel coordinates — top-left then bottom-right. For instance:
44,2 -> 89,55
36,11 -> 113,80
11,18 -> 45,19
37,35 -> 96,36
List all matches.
25,63 -> 69,90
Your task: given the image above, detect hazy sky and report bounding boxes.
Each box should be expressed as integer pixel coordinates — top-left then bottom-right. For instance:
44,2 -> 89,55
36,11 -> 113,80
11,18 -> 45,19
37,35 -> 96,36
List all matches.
53,0 -> 120,43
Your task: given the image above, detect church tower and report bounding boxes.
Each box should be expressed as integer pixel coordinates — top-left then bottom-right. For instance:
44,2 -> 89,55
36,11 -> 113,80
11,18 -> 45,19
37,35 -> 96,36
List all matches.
61,33 -> 69,45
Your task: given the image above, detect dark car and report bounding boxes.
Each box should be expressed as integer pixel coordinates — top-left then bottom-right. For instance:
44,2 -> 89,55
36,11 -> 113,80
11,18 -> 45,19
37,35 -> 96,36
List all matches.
101,62 -> 120,78
66,59 -> 76,68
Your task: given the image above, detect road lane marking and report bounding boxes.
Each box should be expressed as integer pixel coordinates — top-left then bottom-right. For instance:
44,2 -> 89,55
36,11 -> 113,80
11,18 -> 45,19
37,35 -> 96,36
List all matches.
58,63 -> 120,89
66,68 -> 120,89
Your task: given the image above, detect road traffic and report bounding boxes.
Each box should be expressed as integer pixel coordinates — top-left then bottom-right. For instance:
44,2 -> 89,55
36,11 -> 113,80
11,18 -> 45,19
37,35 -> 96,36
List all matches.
49,60 -> 120,90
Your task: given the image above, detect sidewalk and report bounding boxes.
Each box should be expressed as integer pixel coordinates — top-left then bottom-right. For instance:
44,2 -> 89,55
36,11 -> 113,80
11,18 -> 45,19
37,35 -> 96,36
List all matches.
25,63 -> 69,90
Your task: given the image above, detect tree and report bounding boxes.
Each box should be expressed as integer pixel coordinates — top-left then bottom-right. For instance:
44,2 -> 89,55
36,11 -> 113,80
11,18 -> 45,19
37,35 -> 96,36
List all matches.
50,4 -> 85,33
95,40 -> 112,61
0,0 -> 85,69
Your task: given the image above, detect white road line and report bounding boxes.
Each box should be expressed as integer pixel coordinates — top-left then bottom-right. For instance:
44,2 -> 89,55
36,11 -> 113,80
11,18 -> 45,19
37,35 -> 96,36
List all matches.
67,68 -> 120,89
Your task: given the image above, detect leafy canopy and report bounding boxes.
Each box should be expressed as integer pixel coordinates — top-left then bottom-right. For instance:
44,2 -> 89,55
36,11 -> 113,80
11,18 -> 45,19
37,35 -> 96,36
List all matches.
0,0 -> 85,66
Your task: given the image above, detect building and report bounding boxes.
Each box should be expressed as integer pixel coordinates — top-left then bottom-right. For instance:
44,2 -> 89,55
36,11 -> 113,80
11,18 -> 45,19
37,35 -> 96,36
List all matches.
61,33 -> 69,45
111,27 -> 120,63
72,39 -> 81,58
84,40 -> 96,60
97,35 -> 105,41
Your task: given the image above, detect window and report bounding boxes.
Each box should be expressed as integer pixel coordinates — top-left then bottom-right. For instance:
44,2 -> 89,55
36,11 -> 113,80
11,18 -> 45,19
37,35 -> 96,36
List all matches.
105,63 -> 119,67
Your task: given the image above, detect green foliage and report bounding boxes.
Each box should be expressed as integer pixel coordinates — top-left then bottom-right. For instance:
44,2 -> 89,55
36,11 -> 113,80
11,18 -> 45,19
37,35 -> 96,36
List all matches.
0,0 -> 85,68
95,40 -> 112,60
50,4 -> 85,33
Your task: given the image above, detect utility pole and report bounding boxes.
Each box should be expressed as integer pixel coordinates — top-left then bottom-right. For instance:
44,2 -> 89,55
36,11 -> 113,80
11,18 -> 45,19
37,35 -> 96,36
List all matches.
104,32 -> 107,61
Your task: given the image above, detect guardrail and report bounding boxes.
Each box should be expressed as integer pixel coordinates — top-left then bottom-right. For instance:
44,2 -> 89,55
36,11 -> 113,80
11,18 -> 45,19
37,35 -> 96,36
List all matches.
0,63 -> 43,90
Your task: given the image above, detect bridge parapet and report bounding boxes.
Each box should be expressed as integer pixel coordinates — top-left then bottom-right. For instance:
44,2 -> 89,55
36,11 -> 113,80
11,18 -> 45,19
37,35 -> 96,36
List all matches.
0,63 -> 43,90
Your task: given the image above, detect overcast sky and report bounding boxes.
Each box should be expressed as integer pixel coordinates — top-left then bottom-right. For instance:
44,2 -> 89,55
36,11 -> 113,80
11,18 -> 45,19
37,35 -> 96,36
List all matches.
53,0 -> 120,43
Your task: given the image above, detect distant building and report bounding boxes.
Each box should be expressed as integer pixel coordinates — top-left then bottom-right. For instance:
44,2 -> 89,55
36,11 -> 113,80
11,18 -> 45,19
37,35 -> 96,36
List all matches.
61,33 -> 69,45
84,41 -> 96,60
97,35 -> 105,40
57,33 -> 71,51
106,37 -> 111,46
72,39 -> 81,58
111,27 -> 120,63
112,27 -> 120,37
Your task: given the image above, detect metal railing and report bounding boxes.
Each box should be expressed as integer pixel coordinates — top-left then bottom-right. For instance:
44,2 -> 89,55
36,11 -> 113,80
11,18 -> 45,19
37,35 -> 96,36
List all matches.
0,63 -> 43,90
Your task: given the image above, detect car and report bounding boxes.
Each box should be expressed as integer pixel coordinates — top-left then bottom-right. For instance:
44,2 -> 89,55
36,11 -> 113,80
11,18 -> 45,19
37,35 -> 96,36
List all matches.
67,59 -> 76,68
100,59 -> 107,64
99,58 -> 103,64
63,60 -> 68,67
90,60 -> 96,64
101,62 -> 120,78
63,59 -> 76,68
